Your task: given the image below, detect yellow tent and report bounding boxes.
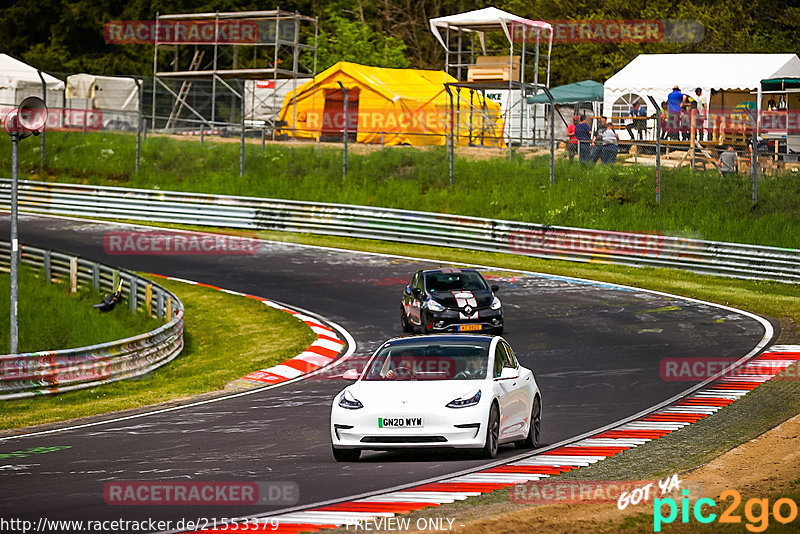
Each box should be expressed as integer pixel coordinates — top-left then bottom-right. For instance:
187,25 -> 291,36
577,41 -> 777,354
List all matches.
277,61 -> 505,147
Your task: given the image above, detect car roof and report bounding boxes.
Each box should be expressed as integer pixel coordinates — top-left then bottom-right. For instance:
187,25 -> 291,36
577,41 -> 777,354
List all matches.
382,334 -> 495,348
422,268 -> 481,275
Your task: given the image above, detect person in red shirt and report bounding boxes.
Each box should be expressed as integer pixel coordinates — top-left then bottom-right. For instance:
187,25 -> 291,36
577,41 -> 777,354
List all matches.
566,115 -> 579,161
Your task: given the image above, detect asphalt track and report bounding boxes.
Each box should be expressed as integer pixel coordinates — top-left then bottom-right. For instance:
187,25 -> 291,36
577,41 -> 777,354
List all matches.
0,215 -> 773,529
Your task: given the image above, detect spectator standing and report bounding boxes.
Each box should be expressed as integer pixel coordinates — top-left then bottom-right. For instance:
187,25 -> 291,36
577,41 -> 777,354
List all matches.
693,88 -> 706,142
566,115 -> 578,161
667,85 -> 686,140
574,114 -> 591,162
626,102 -> 647,140
718,145 -> 738,175
659,101 -> 669,140
591,117 -> 607,163
600,122 -> 619,163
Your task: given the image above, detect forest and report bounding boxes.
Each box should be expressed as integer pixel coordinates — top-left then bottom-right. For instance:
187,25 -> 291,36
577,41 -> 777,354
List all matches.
2,0 -> 799,85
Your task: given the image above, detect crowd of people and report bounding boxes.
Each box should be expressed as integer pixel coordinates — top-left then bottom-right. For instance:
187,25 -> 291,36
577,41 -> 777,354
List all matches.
565,114 -> 619,164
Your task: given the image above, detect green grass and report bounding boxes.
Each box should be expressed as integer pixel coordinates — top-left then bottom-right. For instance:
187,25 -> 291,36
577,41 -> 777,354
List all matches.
0,267 -> 160,353
0,276 -> 316,430
3,131 -> 800,249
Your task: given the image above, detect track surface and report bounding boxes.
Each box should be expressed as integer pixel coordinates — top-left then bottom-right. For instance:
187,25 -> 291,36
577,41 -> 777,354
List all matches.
0,215 -> 770,528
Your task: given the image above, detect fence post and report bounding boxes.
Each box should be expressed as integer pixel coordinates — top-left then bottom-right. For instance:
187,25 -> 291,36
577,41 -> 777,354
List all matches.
156,289 -> 165,319
261,127 -> 266,152
44,250 -> 52,283
543,88 -> 555,185
240,82 -> 246,177
200,126 -> 204,145
129,277 -> 137,314
130,76 -> 142,174
746,110 -> 759,205
145,283 -> 153,317
69,257 -> 78,293
92,263 -> 100,291
337,81 -> 348,178
648,96 -> 662,204
444,84 -> 455,184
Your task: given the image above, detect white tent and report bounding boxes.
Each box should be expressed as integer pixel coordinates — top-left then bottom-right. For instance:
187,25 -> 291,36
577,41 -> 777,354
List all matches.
0,54 -> 64,107
603,53 -> 800,117
66,74 -> 138,112
429,7 -> 553,52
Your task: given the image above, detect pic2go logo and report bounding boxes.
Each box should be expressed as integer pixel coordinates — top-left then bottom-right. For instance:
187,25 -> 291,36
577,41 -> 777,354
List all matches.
654,489 -> 799,532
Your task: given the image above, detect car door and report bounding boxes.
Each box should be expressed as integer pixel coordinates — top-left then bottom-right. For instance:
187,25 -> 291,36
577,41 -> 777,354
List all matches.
503,341 -> 533,437
406,271 -> 424,325
493,342 -> 518,438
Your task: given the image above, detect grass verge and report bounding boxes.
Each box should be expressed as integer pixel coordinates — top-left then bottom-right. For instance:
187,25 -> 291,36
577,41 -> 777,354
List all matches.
0,267 -> 160,352
0,276 -> 316,431
3,131 -> 800,248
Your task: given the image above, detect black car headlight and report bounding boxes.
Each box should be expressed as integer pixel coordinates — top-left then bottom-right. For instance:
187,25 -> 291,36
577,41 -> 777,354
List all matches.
446,389 -> 481,408
338,390 -> 363,410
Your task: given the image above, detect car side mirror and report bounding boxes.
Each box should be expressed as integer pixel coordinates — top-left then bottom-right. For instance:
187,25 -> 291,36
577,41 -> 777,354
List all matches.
342,369 -> 359,380
491,285 -> 499,292
411,287 -> 422,298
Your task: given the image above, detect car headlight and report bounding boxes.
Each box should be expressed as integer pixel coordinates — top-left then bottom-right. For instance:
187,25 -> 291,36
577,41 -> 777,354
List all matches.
338,390 -> 363,410
446,389 -> 481,408
490,296 -> 502,310
425,299 -> 445,312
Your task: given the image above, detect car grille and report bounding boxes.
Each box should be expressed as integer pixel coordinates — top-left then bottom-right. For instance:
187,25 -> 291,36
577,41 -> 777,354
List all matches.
360,436 -> 448,443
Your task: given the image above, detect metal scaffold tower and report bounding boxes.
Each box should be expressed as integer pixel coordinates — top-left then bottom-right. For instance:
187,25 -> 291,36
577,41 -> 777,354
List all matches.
152,10 -> 318,132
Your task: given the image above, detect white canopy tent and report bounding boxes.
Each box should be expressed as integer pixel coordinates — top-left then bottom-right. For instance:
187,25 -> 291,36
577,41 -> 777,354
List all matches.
66,74 -> 139,112
0,54 -> 64,107
603,53 -> 800,120
429,7 -> 553,86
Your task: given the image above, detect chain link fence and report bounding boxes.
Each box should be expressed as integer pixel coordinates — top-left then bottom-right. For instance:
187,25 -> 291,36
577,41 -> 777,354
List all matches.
2,70 -> 796,214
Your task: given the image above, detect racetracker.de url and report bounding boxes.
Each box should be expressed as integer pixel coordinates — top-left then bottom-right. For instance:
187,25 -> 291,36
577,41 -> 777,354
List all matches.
0,517 -> 282,533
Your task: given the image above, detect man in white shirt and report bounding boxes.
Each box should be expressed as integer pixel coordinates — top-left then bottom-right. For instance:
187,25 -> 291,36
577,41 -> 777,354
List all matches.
694,88 -> 707,142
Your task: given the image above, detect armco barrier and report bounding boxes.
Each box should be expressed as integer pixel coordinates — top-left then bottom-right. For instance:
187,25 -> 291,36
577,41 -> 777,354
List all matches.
1,179 -> 800,283
0,240 -> 183,400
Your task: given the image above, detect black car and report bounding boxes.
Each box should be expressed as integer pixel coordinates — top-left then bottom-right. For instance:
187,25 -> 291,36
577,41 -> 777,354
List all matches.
401,268 -> 503,334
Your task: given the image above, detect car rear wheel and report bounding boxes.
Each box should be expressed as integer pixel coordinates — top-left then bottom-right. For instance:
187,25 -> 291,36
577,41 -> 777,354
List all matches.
332,445 -> 361,462
481,403 -> 500,458
515,395 -> 541,449
400,307 -> 413,333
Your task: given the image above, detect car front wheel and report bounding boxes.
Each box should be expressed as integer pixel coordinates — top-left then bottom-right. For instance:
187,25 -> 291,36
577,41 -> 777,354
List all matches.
332,446 -> 361,462
480,403 -> 500,458
400,307 -> 413,333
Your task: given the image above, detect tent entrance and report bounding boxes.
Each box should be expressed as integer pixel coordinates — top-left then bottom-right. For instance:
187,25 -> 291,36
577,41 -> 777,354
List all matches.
322,88 -> 359,142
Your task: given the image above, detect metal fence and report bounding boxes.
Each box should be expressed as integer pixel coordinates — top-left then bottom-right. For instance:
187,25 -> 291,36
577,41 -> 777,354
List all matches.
0,239 -> 184,400
2,179 -> 799,284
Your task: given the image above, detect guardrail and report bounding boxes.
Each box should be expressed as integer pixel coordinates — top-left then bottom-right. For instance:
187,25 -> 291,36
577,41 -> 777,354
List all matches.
1,179 -> 799,284
0,240 -> 184,400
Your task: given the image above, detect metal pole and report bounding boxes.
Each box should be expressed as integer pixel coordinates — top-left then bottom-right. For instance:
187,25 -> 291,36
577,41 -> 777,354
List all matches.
648,96 -> 662,204
445,85 -> 455,184
240,81 -> 246,177
544,88 -> 554,185
9,133 -> 19,354
37,70 -> 46,175
337,81 -> 348,178
132,76 -> 142,173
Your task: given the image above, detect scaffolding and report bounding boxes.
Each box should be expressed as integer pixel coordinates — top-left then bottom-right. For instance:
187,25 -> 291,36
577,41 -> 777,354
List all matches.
151,10 -> 317,132
430,8 -> 553,146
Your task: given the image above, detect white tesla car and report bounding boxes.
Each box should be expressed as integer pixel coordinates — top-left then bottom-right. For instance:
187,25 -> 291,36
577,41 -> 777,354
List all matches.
330,334 -> 541,461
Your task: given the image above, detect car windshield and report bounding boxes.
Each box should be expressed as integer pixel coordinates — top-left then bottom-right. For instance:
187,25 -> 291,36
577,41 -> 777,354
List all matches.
425,271 -> 488,292
362,343 -> 489,381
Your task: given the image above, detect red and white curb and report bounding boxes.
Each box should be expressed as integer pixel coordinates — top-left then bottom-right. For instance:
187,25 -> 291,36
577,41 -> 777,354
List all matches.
148,275 -> 348,387
192,346 -> 800,533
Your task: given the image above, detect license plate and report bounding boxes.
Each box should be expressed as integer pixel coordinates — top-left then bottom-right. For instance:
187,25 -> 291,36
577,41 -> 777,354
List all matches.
459,324 -> 482,331
378,417 -> 423,428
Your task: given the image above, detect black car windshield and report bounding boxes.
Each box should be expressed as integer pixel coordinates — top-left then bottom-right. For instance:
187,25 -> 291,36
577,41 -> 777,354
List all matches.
362,343 -> 489,381
425,271 -> 489,293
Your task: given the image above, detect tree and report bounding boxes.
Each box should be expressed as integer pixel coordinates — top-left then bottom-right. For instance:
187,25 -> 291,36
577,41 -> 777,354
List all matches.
313,13 -> 410,71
